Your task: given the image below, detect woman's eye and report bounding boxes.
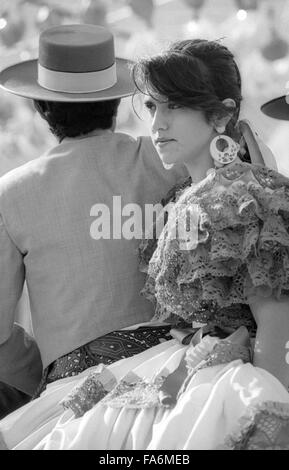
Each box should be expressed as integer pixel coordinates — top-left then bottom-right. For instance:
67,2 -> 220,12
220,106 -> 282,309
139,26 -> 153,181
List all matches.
144,101 -> 156,113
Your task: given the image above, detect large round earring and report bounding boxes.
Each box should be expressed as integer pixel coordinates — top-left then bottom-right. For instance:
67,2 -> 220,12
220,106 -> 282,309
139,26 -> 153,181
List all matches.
210,134 -> 240,167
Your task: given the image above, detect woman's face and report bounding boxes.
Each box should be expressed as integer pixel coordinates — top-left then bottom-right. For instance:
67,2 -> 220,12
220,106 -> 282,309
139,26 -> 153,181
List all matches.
144,94 -> 215,166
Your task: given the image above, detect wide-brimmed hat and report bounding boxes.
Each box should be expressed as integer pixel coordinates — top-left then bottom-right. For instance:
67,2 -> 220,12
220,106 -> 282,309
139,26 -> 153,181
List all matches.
261,95 -> 289,120
0,24 -> 134,102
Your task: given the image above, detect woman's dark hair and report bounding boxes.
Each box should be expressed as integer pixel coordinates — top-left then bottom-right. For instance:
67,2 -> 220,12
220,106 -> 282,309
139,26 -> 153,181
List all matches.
132,39 -> 242,139
33,99 -> 121,142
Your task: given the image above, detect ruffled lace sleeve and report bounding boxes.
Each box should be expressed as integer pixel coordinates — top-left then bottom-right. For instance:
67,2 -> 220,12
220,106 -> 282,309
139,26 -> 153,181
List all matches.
140,162 -> 289,325
138,176 -> 192,272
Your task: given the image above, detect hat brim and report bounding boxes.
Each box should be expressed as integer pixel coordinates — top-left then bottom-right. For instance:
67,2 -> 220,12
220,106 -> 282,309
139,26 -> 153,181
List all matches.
0,58 -> 135,102
261,95 -> 289,121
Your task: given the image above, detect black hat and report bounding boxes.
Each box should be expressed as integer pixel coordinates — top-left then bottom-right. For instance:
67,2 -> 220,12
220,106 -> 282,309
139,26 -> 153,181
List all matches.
261,95 -> 289,121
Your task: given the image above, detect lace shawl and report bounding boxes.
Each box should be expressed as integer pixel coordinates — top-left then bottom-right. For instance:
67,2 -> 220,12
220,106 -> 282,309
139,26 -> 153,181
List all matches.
139,162 -> 289,325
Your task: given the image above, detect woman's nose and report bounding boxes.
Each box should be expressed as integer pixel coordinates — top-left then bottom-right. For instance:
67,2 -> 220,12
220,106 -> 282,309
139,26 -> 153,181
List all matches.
151,109 -> 169,133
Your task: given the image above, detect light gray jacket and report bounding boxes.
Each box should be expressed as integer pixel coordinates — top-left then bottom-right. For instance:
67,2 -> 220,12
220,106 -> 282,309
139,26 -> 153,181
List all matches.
0,131 -> 187,394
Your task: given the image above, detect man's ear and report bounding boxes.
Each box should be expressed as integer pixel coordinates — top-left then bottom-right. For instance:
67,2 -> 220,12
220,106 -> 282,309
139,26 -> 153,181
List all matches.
213,98 -> 236,133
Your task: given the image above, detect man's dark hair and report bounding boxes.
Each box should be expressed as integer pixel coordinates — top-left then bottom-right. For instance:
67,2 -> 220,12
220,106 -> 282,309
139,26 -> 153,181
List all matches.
34,99 -> 121,142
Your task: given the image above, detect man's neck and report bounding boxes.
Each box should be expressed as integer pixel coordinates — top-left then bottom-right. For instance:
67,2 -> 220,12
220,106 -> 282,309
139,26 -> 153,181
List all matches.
62,128 -> 114,142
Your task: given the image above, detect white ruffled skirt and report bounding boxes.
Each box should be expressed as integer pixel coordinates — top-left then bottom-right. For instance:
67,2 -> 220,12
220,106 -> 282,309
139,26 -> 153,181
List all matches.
1,325 -> 289,450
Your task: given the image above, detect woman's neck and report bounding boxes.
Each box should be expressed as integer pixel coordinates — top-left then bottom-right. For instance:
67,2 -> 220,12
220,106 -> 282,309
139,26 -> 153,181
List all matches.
185,151 -> 215,184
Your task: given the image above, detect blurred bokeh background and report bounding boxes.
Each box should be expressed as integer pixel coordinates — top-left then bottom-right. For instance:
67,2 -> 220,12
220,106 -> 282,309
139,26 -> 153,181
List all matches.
1,0 -> 289,174
1,0 -> 289,332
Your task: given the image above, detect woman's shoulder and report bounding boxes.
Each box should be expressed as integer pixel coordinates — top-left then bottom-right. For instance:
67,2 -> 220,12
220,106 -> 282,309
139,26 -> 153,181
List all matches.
146,159 -> 289,318
176,162 -> 289,206
217,161 -> 289,189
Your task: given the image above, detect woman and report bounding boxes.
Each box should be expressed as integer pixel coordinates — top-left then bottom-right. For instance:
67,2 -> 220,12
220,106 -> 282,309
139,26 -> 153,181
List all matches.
134,38 -> 289,390
1,39 -> 289,450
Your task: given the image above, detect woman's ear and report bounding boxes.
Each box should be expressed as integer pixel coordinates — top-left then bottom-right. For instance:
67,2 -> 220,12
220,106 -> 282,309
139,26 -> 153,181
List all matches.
222,98 -> 236,110
213,98 -> 236,133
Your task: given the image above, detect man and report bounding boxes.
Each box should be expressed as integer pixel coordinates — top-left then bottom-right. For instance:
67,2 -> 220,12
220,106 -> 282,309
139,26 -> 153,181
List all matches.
0,24 -> 187,416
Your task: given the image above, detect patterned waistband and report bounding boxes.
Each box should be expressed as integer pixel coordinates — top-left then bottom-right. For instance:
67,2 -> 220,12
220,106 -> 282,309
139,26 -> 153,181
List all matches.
33,324 -> 173,398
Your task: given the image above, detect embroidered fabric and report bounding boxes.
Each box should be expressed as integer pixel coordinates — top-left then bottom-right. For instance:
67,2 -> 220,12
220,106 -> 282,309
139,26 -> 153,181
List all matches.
34,325 -> 173,398
138,176 -> 192,272
139,162 -> 289,324
220,400 -> 289,450
101,372 -> 167,409
61,366 -> 117,418
48,325 -> 173,383
102,328 -> 252,410
185,338 -> 251,374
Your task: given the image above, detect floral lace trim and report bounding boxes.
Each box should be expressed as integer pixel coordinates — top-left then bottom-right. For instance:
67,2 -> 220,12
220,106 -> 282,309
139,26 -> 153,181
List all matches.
138,176 -> 192,271
199,341 -> 251,367
0,431 -> 8,450
219,400 -> 289,450
140,162 -> 289,324
61,366 -> 117,418
101,329 -> 252,410
177,335 -> 252,400
101,371 -> 167,409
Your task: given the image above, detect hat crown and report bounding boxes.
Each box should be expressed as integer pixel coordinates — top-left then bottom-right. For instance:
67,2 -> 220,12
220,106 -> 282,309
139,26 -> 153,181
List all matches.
0,23 -> 134,102
39,24 -> 115,73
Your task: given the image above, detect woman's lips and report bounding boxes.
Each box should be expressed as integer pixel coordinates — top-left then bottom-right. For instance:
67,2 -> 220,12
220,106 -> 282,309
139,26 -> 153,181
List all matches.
155,139 -> 175,148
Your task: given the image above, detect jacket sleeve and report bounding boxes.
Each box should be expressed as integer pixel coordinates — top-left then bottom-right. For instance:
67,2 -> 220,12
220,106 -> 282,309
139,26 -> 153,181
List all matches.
0,216 -> 42,396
